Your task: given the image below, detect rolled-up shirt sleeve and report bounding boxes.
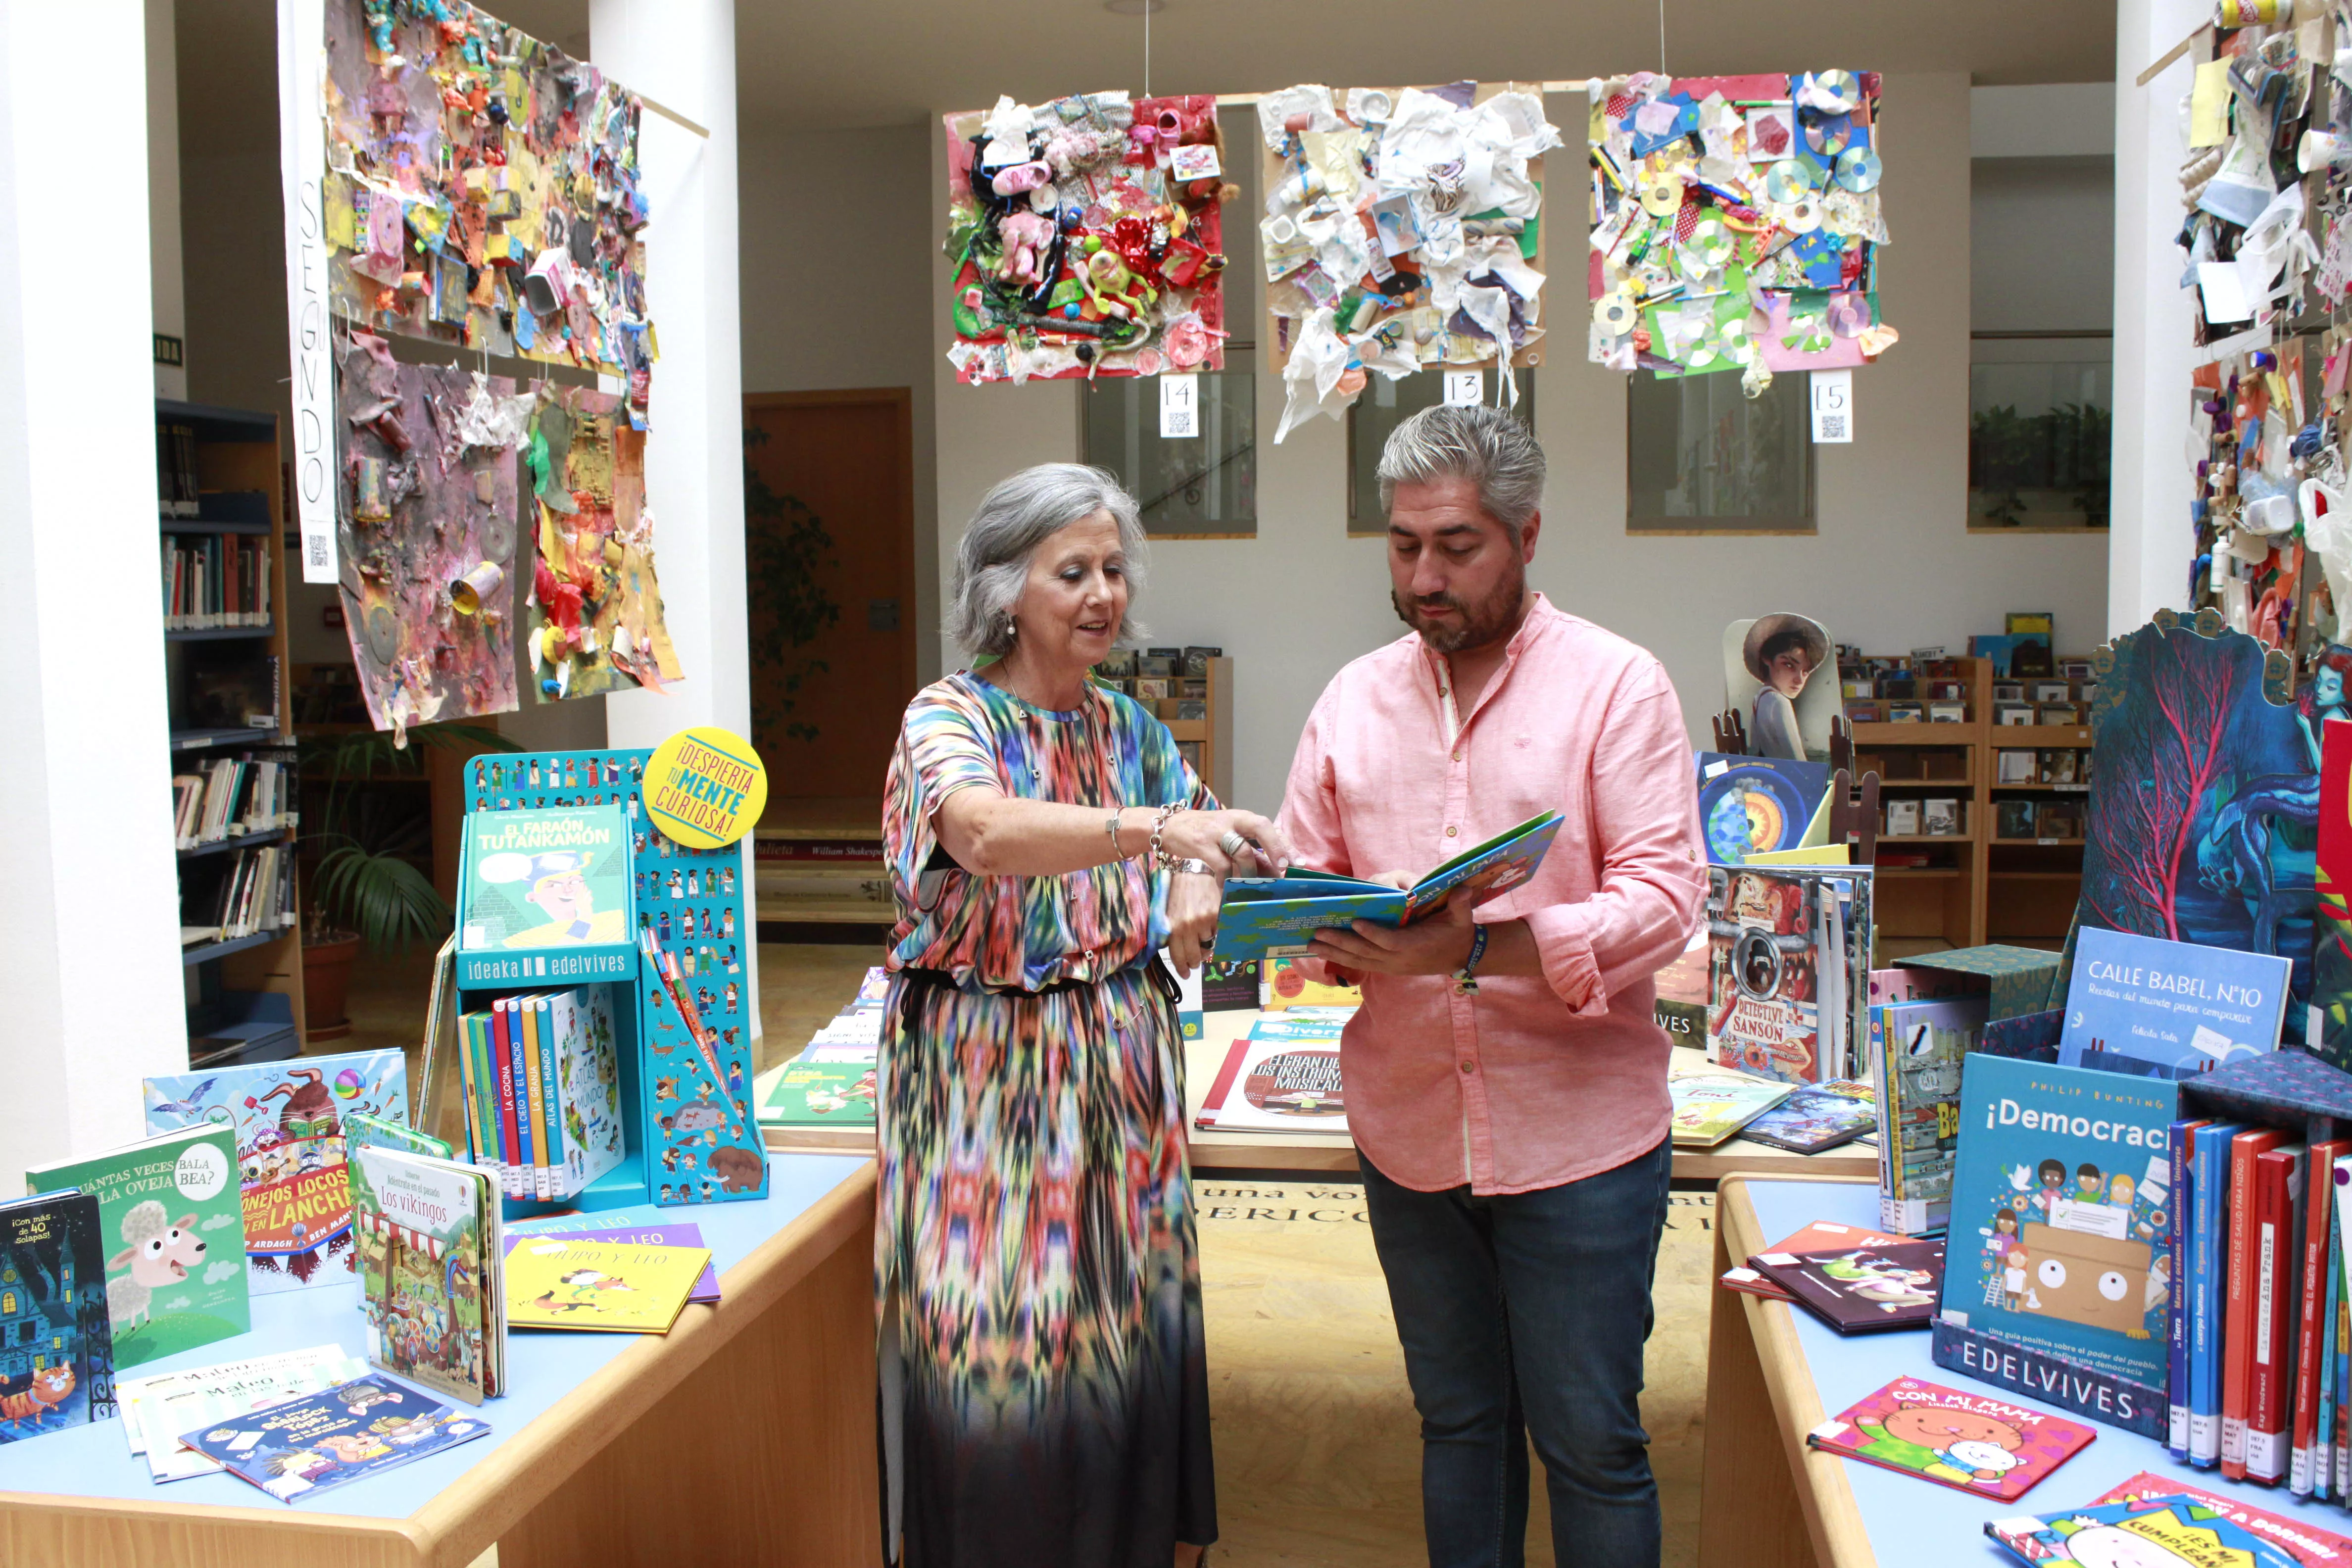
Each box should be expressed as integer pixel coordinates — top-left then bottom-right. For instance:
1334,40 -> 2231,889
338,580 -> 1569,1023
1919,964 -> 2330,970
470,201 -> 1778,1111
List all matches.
1278,679 -> 1355,877
1521,661 -> 1705,1016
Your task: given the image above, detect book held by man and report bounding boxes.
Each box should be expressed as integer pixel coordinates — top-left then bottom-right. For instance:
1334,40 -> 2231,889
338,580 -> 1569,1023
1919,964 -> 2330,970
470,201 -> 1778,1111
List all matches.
1213,811 -> 1564,961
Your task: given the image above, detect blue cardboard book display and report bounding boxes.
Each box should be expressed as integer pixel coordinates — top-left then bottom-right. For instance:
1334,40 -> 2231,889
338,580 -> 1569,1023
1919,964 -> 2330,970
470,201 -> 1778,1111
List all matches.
460,744 -> 765,1214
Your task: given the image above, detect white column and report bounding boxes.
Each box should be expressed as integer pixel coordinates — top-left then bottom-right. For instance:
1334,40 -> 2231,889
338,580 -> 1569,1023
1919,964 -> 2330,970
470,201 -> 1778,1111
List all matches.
0,2 -> 190,1177
2110,0 -> 2201,635
146,0 -> 186,401
589,0 -> 749,749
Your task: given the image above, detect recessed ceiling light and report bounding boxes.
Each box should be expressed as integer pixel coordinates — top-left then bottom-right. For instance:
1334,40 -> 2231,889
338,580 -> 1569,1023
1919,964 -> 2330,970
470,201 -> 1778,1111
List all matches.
1104,0 -> 1165,13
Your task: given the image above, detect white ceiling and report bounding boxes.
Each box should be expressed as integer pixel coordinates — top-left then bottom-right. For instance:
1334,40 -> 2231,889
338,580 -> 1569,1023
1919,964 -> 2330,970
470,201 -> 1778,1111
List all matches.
178,0 -> 2115,147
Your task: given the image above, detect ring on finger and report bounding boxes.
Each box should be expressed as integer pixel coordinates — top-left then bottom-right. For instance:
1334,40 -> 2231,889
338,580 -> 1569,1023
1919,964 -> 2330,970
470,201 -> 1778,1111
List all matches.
1218,829 -> 1251,861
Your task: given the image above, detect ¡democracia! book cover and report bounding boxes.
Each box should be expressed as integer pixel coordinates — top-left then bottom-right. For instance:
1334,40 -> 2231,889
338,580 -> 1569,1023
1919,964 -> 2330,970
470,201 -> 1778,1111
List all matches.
1940,1054 -> 2178,1391
1808,1374 -> 2094,1501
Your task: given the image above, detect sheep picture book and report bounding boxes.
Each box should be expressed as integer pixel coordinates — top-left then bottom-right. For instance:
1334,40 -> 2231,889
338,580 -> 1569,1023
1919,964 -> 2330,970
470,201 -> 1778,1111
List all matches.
1214,811 -> 1565,961
141,1050 -> 409,1295
1806,1374 -> 2095,1502
25,1124 -> 248,1370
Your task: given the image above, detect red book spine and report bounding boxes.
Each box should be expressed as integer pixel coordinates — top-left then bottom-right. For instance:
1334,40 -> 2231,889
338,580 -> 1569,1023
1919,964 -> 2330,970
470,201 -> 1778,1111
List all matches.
2225,1128 -> 2289,1479
2293,1140 -> 2348,1494
493,999 -> 522,1198
1194,1039 -> 1251,1129
2251,1146 -> 2305,1484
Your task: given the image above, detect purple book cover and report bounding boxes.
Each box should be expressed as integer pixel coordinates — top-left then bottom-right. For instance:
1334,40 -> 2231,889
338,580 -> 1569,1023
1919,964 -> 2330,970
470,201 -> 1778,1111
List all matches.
1749,1238 -> 1947,1334
499,1222 -> 719,1303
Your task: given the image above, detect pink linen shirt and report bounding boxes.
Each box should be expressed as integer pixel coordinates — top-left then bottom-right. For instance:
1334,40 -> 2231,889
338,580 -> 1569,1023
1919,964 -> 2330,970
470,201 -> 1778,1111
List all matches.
1277,594 -> 1706,1195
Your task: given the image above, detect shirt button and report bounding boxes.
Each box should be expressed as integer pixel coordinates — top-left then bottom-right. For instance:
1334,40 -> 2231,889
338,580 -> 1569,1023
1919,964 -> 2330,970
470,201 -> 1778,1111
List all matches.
1460,1061 -> 1476,1075
1446,826 -> 1458,836
1452,749 -> 1463,762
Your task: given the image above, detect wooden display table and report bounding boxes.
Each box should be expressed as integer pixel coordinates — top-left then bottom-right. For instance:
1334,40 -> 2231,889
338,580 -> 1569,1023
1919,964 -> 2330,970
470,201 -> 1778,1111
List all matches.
0,1154 -> 879,1568
1699,1174 -> 2352,1568
765,1008 -> 1878,1183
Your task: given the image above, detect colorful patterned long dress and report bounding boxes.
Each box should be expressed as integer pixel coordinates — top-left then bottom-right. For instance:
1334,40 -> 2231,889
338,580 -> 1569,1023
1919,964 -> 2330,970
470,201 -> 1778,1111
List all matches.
878,670 -> 1218,1567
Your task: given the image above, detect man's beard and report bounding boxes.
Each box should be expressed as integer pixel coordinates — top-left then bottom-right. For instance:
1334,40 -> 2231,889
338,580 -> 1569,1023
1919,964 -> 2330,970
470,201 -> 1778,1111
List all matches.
1392,562 -> 1527,655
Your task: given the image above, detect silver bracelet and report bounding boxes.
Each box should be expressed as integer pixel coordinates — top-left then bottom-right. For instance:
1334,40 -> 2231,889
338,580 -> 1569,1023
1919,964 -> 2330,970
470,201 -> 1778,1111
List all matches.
1149,803 -> 1189,870
1105,809 -> 1127,861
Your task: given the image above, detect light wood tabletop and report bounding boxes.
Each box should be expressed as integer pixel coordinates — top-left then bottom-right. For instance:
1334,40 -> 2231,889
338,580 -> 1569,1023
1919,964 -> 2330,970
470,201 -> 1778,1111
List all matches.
765,1008 -> 1880,1184
0,1156 -> 881,1568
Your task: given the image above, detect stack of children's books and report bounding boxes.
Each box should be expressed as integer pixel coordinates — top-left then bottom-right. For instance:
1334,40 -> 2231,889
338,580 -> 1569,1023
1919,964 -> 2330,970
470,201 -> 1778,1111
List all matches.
1703,860 -> 1875,1090
757,966 -> 887,1129
1930,929 -> 2343,1503
1197,1011 -> 1354,1134
457,984 -> 627,1200
1668,1055 -> 1792,1148
503,1233 -> 712,1334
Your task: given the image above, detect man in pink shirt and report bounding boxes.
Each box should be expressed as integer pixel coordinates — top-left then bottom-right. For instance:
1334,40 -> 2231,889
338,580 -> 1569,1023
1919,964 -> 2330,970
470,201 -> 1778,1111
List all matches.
1278,405 -> 1704,1568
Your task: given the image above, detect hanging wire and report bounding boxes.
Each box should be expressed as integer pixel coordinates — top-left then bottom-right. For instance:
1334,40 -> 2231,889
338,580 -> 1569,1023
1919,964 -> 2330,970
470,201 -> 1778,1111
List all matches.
1144,0 -> 1152,98
1658,0 -> 1666,76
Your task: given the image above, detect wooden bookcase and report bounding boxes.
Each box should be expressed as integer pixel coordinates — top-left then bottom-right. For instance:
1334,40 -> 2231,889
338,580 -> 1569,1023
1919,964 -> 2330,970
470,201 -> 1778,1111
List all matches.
158,398 -> 306,1065
1840,654 -> 2093,954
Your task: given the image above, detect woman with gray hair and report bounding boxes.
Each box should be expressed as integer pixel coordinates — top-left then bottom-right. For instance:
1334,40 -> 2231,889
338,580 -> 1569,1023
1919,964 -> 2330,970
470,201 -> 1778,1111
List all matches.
876,463 -> 1291,1568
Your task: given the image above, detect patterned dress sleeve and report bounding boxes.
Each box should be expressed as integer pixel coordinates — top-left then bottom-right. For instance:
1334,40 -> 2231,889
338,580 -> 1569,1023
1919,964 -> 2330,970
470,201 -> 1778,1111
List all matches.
885,684 -> 1004,914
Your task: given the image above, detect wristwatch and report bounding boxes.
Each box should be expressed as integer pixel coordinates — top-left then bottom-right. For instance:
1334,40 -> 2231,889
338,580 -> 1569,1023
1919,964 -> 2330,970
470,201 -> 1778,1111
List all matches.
1451,922 -> 1490,995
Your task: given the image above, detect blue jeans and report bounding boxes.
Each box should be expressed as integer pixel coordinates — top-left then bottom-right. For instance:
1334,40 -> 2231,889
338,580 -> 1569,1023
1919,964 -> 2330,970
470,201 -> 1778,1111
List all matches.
1360,1137 -> 1673,1568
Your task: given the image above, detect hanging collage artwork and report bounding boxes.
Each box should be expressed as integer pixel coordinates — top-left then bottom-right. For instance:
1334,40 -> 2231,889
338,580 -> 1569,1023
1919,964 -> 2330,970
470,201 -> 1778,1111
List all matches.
2176,8 -> 2350,687
943,91 -> 1233,385
524,387 -> 683,701
1256,82 -> 1560,440
332,331 -> 527,735
1586,70 -> 1897,392
302,0 -> 681,729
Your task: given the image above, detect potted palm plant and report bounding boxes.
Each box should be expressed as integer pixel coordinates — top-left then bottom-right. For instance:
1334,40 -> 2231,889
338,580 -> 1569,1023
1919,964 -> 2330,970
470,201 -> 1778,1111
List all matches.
299,722 -> 519,1038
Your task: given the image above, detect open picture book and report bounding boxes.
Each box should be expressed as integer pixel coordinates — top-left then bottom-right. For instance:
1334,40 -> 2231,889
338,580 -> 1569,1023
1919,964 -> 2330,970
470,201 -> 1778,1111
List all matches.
1214,812 -> 1565,961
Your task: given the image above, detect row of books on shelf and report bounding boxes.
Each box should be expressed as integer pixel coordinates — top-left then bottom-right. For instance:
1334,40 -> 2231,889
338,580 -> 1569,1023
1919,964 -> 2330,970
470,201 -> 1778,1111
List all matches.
156,420 -> 202,518
172,749 -> 295,848
3,1047 -> 722,1497
1995,747 -> 2092,786
161,532 -> 272,629
456,986 -> 627,1202
1993,799 -> 2086,841
1094,645 -> 1221,680
179,840 -> 296,945
1885,798 -> 1965,837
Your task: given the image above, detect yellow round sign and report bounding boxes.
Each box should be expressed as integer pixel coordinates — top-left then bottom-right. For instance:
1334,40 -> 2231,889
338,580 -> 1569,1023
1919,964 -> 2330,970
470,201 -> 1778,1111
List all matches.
644,727 -> 768,849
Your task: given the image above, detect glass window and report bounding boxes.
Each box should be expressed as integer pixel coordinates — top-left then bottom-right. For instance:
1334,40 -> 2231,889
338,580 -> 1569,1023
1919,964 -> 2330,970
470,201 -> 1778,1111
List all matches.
1346,372 -> 1537,536
1967,338 -> 2112,530
1626,372 -> 1814,534
1078,351 -> 1256,538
